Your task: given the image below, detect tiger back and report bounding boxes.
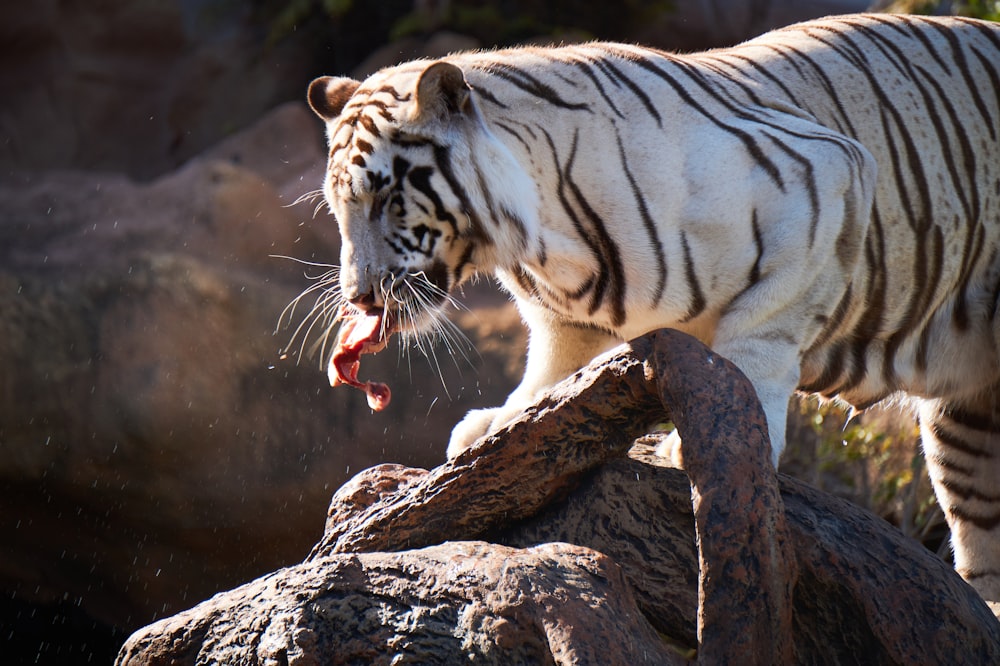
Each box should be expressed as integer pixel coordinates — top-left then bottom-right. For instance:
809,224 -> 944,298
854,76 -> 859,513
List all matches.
302,14 -> 1000,612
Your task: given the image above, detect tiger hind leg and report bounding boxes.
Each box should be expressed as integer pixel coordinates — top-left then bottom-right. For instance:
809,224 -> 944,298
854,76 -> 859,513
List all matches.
919,396 -> 1000,615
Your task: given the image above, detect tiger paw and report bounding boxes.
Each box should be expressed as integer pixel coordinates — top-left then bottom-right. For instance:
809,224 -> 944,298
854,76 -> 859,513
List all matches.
446,407 -> 501,460
654,429 -> 685,469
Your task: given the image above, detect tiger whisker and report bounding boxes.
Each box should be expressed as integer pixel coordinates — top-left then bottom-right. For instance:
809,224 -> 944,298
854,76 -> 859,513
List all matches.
272,256 -> 344,367
285,188 -> 327,211
407,279 -> 475,368
390,273 -> 477,394
276,273 -> 339,331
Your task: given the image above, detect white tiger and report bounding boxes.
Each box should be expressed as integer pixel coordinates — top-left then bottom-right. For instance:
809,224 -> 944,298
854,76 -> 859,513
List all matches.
300,14 -> 1000,611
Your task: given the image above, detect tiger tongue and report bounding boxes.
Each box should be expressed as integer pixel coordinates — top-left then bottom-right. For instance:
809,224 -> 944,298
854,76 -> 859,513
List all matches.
328,308 -> 392,411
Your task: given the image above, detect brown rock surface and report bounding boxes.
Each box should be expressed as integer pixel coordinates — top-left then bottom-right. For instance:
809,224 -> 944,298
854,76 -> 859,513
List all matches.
0,1 -> 317,180
117,541 -> 676,666
117,330 -> 1000,664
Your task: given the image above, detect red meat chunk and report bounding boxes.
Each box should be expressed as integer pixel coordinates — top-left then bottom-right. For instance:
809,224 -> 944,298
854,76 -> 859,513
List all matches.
328,306 -> 392,410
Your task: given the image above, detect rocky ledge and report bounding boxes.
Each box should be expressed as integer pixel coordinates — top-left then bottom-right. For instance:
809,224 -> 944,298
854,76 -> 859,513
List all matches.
117,330 -> 1000,664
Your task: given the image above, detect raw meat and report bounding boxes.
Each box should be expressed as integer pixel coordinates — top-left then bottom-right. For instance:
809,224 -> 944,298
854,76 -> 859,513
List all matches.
328,306 -> 392,410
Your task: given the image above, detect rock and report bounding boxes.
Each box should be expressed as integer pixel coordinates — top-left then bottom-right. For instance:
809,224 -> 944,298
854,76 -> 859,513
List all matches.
0,101 -> 523,643
116,541 -> 676,666
117,330 -> 1000,664
0,1 -> 320,180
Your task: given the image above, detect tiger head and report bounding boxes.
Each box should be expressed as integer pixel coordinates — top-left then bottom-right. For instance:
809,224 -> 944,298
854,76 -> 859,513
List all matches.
306,61 -> 537,340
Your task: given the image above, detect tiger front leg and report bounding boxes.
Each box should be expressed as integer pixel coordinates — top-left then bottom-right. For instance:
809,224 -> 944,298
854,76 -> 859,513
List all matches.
446,302 -> 619,459
710,333 -> 802,466
656,335 -> 801,468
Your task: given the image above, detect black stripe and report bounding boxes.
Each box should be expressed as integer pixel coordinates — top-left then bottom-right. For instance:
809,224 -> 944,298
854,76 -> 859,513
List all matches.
454,241 -> 475,281
805,25 -> 931,235
490,64 -> 592,112
953,14 -> 1000,52
406,166 -> 459,236
355,138 -> 374,155
360,99 -> 396,123
883,226 -> 943,384
915,315 -> 932,373
927,449 -> 976,477
540,127 -> 613,317
852,209 -> 887,344
691,53 -> 871,191
758,129 -> 820,247
672,58 -> 790,191
499,207 -> 528,248
919,16 -> 998,141
906,60 -> 977,224
678,232 -> 706,323
799,341 -> 847,394
690,58 -> 764,107
473,165 -> 500,227
940,477 -> 1000,502
749,210 -> 764,287
373,84 -> 411,102
968,44 -> 1000,143
766,43 -> 859,138
467,80 -> 510,110
725,209 -> 769,322
358,114 -> 381,138
588,51 -> 663,128
571,58 -> 625,120
687,52 -> 871,174
952,223 -> 986,331
948,505 -> 1000,531
715,53 -> 804,109
431,144 -> 490,243
563,131 -> 627,326
943,404 -> 1000,432
804,24 -> 948,386
493,121 -> 532,153
929,421 -> 993,459
552,69 -> 580,88
911,56 -> 984,228
512,266 -> 540,299
867,14 -> 953,74
602,46 -> 786,191
804,283 -> 854,357
615,130 -> 666,306
390,229 -> 434,258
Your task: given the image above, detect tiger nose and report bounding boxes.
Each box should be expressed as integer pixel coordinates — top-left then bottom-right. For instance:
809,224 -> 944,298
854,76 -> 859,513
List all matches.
346,288 -> 380,313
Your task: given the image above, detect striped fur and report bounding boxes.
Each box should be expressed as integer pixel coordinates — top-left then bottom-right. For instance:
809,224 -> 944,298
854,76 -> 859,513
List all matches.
305,14 -> 1000,610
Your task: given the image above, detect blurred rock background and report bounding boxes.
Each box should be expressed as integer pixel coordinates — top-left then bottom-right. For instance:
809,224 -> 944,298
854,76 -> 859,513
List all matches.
5,0 -> 957,662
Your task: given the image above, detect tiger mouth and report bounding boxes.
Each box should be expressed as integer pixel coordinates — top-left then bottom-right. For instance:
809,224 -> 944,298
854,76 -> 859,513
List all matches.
328,304 -> 396,411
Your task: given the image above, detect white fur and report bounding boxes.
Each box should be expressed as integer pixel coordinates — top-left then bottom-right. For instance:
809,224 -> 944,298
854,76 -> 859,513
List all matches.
313,14 -> 1000,608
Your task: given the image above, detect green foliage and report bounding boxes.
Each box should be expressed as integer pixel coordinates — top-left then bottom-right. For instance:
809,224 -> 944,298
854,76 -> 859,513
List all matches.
792,397 -> 945,549
956,0 -> 1000,20
885,0 -> 1000,20
258,0 -> 677,50
884,0 -> 948,14
263,0 -> 355,46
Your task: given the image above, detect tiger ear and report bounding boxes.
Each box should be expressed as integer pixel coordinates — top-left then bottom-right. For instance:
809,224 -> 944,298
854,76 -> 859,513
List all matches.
307,76 -> 360,121
414,61 -> 472,121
